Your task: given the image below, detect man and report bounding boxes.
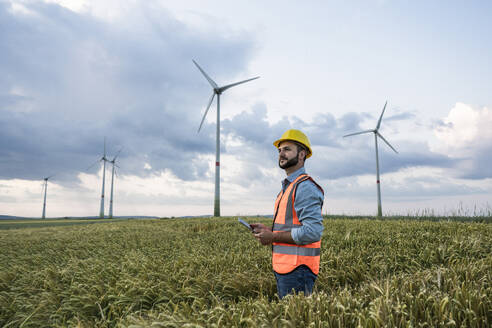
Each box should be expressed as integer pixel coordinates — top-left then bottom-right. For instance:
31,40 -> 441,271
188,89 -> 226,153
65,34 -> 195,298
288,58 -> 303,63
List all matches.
251,129 -> 324,299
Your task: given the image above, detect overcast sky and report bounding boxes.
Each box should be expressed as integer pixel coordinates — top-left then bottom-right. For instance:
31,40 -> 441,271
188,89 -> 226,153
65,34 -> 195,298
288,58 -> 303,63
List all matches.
1,0 -> 491,217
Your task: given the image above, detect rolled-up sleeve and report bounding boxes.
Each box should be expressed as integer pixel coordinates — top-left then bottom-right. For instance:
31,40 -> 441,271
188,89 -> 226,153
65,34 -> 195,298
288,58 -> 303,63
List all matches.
290,181 -> 324,245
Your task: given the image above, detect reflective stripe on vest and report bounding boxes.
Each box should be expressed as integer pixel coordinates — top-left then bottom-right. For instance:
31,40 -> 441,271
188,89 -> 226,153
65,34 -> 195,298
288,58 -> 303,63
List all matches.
273,245 -> 321,256
272,174 -> 323,275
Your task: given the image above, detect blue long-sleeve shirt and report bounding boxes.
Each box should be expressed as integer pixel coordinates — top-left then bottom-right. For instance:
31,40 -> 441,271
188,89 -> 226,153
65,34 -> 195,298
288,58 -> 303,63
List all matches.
280,167 -> 324,245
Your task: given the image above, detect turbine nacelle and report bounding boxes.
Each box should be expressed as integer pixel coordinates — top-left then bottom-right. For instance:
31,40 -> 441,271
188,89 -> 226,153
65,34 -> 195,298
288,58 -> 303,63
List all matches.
110,148 -> 123,164
43,175 -> 55,183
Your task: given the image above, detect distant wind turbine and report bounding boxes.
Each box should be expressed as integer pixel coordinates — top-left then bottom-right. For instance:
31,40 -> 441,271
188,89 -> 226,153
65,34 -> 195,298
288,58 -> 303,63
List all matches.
99,138 -> 109,219
193,59 -> 260,217
108,148 -> 122,219
343,101 -> 398,217
41,175 -> 54,219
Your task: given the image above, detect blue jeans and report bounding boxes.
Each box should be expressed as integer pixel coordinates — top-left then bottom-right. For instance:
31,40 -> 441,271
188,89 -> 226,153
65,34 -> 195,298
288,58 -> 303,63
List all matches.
274,265 -> 317,299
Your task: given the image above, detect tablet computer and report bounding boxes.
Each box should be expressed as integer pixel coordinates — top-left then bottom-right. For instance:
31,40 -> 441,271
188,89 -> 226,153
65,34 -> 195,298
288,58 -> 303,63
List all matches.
238,218 -> 253,232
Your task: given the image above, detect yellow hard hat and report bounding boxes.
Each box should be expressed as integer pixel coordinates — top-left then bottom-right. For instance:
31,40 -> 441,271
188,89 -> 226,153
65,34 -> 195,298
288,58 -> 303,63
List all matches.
273,129 -> 312,158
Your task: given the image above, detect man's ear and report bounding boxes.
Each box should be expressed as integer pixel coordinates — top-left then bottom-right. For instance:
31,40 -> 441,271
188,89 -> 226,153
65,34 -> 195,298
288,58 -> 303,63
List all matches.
300,149 -> 307,162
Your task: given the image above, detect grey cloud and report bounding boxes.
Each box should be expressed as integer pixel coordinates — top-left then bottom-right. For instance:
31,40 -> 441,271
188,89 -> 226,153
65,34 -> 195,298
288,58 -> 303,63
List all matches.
456,144 -> 492,180
337,112 -> 368,132
304,113 -> 341,148
0,1 -> 256,183
222,104 -> 292,149
223,109 -> 364,151
429,118 -> 492,180
339,107 -> 416,132
384,177 -> 488,200
221,107 -> 457,181
385,112 -> 416,122
0,93 -> 32,109
322,174 -> 487,202
3,1 -> 488,188
309,139 -> 455,180
380,148 -> 454,172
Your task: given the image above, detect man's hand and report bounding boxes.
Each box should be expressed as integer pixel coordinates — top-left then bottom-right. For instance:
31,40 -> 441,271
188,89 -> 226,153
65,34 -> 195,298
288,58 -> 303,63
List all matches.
251,223 -> 274,245
250,223 -> 268,233
251,223 -> 297,245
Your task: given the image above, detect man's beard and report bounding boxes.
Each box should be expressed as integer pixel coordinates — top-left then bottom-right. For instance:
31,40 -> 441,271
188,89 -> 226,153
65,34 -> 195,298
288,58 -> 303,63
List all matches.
279,153 -> 299,169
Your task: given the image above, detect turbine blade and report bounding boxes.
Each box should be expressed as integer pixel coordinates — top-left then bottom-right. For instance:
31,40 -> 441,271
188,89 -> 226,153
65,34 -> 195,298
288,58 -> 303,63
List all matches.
192,60 -> 218,89
112,147 -> 123,162
219,76 -> 260,92
343,129 -> 374,137
376,131 -> 398,153
86,159 -> 100,171
198,93 -> 216,133
376,101 -> 388,130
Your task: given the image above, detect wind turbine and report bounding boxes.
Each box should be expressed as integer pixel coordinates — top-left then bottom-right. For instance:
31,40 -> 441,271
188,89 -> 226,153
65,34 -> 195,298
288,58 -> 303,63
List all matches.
41,175 -> 54,219
193,59 -> 259,217
108,148 -> 122,219
99,138 -> 109,219
343,101 -> 398,217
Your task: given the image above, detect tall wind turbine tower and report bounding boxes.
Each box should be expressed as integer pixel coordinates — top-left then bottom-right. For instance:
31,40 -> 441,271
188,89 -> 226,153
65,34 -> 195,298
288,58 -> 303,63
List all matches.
41,175 -> 53,219
108,149 -> 122,219
193,60 -> 259,217
343,101 -> 398,217
99,138 -> 109,219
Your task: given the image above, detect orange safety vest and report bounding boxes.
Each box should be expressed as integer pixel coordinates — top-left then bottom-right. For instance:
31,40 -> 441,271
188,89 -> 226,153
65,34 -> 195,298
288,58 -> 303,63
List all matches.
272,173 -> 324,275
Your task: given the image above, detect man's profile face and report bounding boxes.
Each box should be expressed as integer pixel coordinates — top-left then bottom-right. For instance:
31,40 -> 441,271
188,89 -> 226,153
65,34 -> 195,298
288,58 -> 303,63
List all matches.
278,141 -> 301,169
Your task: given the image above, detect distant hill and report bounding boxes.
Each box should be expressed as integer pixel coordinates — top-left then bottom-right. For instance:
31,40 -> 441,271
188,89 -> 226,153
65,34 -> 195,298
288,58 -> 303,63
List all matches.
0,215 -> 35,220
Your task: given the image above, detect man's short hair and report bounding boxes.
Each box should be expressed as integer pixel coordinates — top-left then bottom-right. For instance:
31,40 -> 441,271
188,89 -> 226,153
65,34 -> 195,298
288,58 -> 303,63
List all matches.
293,141 -> 308,161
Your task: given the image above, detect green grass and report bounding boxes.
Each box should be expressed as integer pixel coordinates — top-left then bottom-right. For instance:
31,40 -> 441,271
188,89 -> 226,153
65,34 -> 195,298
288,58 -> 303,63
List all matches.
0,217 -> 490,327
0,218 -> 134,230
